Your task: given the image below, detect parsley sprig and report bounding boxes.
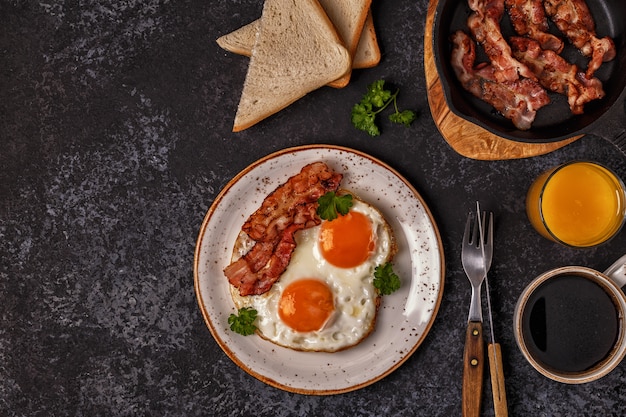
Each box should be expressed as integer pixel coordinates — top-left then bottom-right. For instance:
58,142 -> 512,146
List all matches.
351,80 -> 417,136
373,262 -> 401,295
317,192 -> 353,221
228,307 -> 258,336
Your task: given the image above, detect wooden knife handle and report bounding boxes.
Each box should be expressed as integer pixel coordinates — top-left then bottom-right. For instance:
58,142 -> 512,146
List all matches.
488,343 -> 508,417
462,321 -> 484,417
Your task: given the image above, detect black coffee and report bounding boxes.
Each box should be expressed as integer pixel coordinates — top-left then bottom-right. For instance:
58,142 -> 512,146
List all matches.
521,274 -> 620,373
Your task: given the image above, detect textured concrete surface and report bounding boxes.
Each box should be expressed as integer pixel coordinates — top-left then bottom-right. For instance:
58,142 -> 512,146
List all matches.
2,0 -> 626,416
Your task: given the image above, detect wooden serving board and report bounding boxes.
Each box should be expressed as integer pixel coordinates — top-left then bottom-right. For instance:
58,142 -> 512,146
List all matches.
424,0 -> 581,160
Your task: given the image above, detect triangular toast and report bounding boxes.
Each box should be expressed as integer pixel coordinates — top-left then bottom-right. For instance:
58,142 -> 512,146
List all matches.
317,0 -> 372,87
217,10 -> 380,71
232,0 -> 351,132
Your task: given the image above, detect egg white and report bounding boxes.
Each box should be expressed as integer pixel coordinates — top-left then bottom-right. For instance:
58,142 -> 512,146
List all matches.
231,198 -> 395,352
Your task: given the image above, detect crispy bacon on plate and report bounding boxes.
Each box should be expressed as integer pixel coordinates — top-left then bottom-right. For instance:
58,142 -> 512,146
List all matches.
504,0 -> 564,53
451,30 -> 550,130
467,0 -> 537,82
224,162 -> 342,296
543,0 -> 616,79
510,36 -> 605,114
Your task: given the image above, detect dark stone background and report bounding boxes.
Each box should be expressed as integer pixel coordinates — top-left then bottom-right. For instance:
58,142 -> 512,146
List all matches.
2,0 -> 626,415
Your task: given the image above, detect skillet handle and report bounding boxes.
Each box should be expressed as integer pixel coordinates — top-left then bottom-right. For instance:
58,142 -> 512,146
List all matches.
590,91 -> 626,156
602,130 -> 626,157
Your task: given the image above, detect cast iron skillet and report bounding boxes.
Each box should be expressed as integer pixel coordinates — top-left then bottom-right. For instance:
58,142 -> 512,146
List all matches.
433,0 -> 626,146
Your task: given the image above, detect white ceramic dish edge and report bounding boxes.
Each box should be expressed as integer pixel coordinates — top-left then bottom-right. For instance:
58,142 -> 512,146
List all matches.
193,144 -> 445,395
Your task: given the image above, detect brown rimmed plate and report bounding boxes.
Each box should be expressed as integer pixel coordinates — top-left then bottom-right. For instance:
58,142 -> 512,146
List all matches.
193,145 -> 445,394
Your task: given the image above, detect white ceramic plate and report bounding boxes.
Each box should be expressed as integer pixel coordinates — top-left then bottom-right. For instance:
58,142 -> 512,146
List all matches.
194,145 -> 445,394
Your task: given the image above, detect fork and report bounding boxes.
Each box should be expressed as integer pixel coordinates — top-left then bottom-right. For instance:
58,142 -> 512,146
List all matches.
461,209 -> 487,417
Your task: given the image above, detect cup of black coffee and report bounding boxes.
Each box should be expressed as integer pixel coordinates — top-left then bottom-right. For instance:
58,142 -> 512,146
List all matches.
514,260 -> 626,384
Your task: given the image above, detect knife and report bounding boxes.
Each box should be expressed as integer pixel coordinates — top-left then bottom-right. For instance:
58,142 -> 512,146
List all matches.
477,203 -> 508,417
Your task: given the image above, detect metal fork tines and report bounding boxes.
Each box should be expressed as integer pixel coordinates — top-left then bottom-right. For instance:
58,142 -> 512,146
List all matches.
463,210 -> 490,322
480,209 -> 494,283
461,206 -> 493,417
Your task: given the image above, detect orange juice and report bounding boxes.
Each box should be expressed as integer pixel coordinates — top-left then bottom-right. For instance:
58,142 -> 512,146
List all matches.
526,162 -> 626,247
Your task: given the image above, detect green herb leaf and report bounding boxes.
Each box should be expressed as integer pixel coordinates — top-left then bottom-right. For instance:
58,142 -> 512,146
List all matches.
317,192 -> 353,221
389,109 -> 417,127
351,103 -> 380,137
362,79 -> 392,108
351,80 -> 416,136
373,262 -> 401,295
228,307 -> 258,336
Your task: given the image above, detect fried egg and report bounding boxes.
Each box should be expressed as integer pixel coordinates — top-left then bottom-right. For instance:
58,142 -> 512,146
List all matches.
230,195 -> 397,352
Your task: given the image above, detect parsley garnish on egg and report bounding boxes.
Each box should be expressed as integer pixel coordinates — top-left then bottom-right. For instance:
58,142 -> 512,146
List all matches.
228,307 -> 258,336
374,262 -> 401,295
317,191 -> 353,221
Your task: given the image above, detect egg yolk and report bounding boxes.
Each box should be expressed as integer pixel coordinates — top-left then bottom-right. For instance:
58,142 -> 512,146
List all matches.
319,211 -> 375,268
278,279 -> 335,332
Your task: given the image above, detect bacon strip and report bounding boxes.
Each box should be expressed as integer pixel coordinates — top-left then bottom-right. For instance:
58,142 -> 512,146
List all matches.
510,36 -> 605,115
451,30 -> 550,130
224,162 -> 342,296
504,0 -> 564,53
543,0 -> 616,79
466,0 -> 536,82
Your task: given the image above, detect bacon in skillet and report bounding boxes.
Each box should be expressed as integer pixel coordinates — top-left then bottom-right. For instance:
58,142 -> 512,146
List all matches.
504,0 -> 564,53
543,0 -> 616,79
466,0 -> 536,82
224,162 -> 342,296
510,36 -> 605,114
451,30 -> 550,130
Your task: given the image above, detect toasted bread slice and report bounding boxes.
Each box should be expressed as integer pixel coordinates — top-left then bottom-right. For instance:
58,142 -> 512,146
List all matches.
216,21 -> 257,57
232,0 -> 351,132
217,10 -> 380,70
318,0 -> 372,87
353,11 -> 381,69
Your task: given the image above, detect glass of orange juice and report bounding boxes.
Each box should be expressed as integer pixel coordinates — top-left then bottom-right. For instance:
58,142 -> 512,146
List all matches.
526,161 -> 626,247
